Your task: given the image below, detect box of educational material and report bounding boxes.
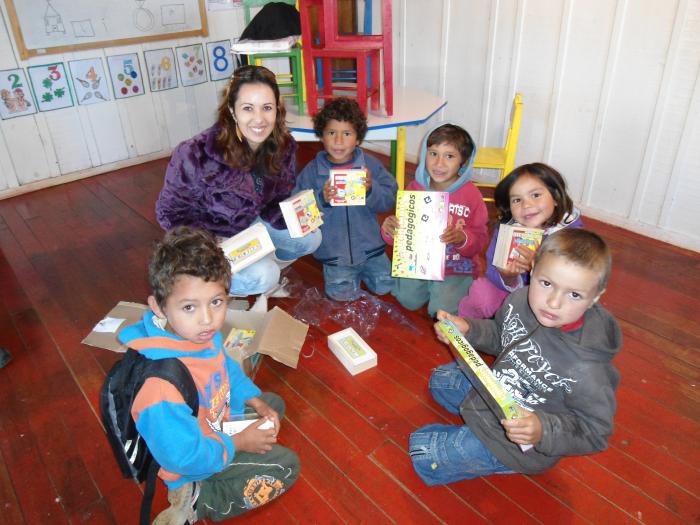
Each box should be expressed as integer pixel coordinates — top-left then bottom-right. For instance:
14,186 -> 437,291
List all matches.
219,222 -> 275,273
222,414 -> 275,436
83,301 -> 309,376
327,327 -> 377,375
279,189 -> 323,238
436,319 -> 520,420
493,224 -> 544,269
391,190 -> 449,280
437,319 -> 533,452
329,168 -> 366,206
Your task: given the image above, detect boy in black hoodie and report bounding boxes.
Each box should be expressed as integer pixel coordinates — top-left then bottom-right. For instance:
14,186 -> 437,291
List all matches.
410,229 -> 622,484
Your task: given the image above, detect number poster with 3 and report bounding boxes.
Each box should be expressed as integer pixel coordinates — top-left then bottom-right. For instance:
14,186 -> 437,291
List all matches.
69,58 -> 111,105
144,48 -> 178,92
107,53 -> 145,99
176,44 -> 207,87
206,40 -> 235,81
27,63 -> 74,112
0,68 -> 37,119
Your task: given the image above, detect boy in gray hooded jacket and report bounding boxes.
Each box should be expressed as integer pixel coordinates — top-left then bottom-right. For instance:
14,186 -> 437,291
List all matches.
410,229 -> 622,484
295,97 -> 397,301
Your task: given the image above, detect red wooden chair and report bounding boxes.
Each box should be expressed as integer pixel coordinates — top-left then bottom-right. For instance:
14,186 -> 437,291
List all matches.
299,0 -> 382,115
321,0 -> 393,116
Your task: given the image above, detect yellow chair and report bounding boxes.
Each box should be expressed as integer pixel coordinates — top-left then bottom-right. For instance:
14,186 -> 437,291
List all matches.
473,93 -> 523,202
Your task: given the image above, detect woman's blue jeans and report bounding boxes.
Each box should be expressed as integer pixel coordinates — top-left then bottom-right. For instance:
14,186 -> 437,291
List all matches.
229,220 -> 321,296
409,362 -> 512,485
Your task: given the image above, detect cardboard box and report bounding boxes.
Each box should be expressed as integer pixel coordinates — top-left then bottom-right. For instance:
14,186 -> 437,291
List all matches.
327,327 -> 377,375
329,168 -> 366,206
391,190 -> 449,280
82,301 -> 308,376
279,189 -> 323,238
219,222 -> 275,273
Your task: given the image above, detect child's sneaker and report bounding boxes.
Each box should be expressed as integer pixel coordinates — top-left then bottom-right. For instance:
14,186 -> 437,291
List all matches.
152,481 -> 199,525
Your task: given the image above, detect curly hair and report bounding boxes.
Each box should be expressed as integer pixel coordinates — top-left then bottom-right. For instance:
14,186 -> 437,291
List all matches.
494,163 -> 573,227
312,97 -> 368,143
149,226 -> 231,308
427,124 -> 475,165
215,65 -> 292,175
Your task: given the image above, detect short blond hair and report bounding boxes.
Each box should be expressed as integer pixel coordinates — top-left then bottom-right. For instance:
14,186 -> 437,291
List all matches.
535,229 -> 611,293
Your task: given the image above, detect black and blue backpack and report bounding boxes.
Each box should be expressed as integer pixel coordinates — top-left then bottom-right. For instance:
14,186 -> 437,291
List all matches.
100,349 -> 198,525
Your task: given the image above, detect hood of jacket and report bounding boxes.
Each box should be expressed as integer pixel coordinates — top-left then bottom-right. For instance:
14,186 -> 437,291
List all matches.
118,310 -> 222,361
415,120 -> 478,192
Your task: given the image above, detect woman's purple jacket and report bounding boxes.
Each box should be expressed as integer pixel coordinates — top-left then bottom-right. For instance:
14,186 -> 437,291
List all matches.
155,124 -> 297,237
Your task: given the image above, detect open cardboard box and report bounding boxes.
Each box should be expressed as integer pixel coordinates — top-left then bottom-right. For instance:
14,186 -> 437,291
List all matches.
82,300 -> 308,377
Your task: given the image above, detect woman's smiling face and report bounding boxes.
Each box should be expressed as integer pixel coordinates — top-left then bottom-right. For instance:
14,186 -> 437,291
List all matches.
232,82 -> 277,151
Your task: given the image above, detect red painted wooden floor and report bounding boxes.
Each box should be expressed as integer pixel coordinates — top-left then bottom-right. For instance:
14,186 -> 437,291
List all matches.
0,150 -> 698,524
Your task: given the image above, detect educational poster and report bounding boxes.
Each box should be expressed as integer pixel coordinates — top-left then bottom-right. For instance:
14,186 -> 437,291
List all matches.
206,40 -> 235,81
144,48 -> 178,92
391,190 -> 449,281
107,53 -> 145,99
27,62 -> 74,111
176,44 -> 207,87
0,68 -> 37,119
68,58 -> 110,105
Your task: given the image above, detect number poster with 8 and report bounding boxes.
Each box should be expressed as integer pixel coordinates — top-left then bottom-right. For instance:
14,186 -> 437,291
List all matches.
176,44 -> 207,87
206,40 -> 235,81
27,63 -> 74,112
107,53 -> 145,99
144,48 -> 179,92
0,68 -> 37,119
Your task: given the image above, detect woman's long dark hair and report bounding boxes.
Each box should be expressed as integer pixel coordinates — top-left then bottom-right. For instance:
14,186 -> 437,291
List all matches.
215,65 -> 292,175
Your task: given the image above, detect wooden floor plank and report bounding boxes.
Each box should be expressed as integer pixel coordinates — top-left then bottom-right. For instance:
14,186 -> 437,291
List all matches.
0,152 -> 698,524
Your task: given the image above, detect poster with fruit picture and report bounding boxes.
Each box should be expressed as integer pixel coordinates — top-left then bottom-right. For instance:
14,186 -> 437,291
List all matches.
107,53 -> 145,99
0,68 -> 37,120
69,58 -> 111,105
27,62 -> 74,112
176,44 -> 207,87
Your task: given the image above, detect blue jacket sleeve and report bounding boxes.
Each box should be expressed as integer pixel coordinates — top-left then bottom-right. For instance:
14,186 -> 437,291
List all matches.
364,156 -> 398,213
226,356 -> 263,414
135,383 -> 235,480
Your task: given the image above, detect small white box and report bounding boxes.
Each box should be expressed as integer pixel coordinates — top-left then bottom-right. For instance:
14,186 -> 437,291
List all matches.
327,328 -> 377,375
219,222 -> 275,273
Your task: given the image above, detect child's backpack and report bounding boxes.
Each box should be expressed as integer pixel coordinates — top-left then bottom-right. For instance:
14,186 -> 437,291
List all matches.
100,349 -> 199,525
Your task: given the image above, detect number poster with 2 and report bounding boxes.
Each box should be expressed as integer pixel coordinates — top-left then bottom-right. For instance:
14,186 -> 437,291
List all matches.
27,63 -> 74,112
144,48 -> 179,92
0,68 -> 37,119
107,53 -> 145,99
206,40 -> 235,81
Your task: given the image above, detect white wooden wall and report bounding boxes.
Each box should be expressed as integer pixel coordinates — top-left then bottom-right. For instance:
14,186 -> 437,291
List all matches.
0,1 -> 698,251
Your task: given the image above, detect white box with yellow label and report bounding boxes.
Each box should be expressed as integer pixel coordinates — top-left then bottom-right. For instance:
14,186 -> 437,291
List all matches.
327,327 -> 377,375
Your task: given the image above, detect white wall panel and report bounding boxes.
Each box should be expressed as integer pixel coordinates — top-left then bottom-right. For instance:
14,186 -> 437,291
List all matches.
0,1 -> 698,250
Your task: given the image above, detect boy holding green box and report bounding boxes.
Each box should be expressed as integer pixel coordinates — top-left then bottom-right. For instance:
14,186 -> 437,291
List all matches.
409,229 -> 622,484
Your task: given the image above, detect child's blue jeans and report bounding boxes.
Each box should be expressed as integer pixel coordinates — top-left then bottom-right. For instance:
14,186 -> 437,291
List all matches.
230,220 -> 322,296
322,253 -> 394,301
409,362 -> 512,485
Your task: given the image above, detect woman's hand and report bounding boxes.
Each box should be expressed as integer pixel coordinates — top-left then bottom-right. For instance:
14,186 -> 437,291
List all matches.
322,179 -> 337,204
382,215 -> 399,237
439,224 -> 466,245
434,310 -> 470,344
501,408 -> 542,446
